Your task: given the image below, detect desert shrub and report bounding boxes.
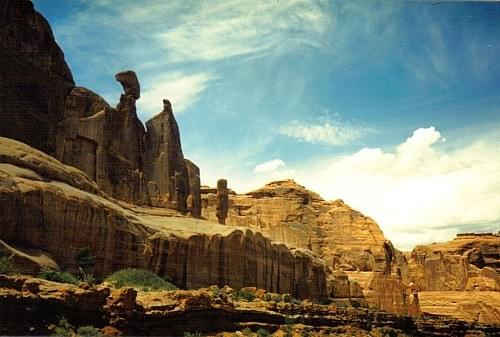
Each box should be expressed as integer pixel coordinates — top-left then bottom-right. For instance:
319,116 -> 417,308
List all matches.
272,294 -> 282,302
183,332 -> 202,337
76,325 -> 102,337
374,327 -> 399,337
283,324 -> 293,337
241,328 -> 253,336
39,268 -> 79,285
256,328 -> 271,337
291,298 -> 302,305
105,268 -> 177,291
284,316 -> 295,325
74,247 -> 95,272
283,293 -> 292,303
51,318 -> 73,337
263,293 -> 273,301
234,289 -> 256,302
0,256 -> 14,275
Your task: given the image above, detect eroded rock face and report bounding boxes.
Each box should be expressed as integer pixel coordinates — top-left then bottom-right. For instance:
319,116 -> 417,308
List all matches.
0,138 -> 330,301
201,179 -> 414,315
202,180 -> 409,277
0,0 -> 74,155
144,99 -> 189,211
408,233 -> 500,291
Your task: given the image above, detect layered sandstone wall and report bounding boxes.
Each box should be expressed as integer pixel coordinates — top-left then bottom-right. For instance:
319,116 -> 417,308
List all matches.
0,137 -> 331,300
408,233 -> 500,291
201,179 -> 414,315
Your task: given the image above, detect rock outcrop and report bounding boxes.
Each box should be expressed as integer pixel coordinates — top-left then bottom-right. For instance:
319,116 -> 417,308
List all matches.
1,275 -> 498,336
408,233 -> 500,291
201,179 -> 413,314
0,0 -> 200,212
55,76 -> 199,211
0,137 -> 331,300
0,0 -> 74,155
144,99 -> 190,211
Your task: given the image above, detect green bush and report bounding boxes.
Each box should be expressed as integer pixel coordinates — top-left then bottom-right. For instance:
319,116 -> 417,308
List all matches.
374,327 -> 399,337
105,268 -> 177,291
0,256 -> 14,275
74,247 -> 96,272
183,332 -> 202,337
263,293 -> 273,301
234,289 -> 256,302
76,325 -> 102,337
39,268 -> 80,285
273,294 -> 282,302
256,328 -> 271,337
52,318 -> 73,337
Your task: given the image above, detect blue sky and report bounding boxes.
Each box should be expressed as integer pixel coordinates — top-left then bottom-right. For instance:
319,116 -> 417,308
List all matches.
33,0 -> 500,249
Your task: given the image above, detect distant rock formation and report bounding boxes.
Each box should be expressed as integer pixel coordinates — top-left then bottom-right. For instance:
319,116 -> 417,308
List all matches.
408,233 -> 499,291
0,0 -> 74,155
216,178 -> 229,224
201,179 -> 413,314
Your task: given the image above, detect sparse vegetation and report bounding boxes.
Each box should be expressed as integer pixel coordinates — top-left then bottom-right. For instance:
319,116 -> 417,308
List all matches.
51,318 -> 73,337
233,289 -> 256,302
256,328 -> 271,337
263,293 -> 273,301
373,327 -> 400,337
0,256 -> 14,275
74,247 -> 96,272
105,268 -> 177,291
76,325 -> 102,337
39,268 -> 80,285
183,332 -> 202,337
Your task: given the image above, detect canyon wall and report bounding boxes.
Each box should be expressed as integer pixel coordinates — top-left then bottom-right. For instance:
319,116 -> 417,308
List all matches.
0,137 -> 332,300
0,0 -> 74,155
201,179 -> 413,315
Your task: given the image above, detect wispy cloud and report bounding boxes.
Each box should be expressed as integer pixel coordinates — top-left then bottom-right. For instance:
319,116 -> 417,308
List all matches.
137,72 -> 216,119
254,159 -> 285,173
158,0 -> 332,62
278,120 -> 368,146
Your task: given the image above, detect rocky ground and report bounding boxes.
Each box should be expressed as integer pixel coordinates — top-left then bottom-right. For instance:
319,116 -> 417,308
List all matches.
1,274 -> 498,337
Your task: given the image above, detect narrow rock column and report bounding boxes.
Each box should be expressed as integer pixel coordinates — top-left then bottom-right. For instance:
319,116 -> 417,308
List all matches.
216,179 -> 229,225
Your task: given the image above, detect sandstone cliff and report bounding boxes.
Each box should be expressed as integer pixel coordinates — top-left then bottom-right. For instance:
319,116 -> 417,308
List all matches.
408,233 -> 499,292
0,0 -> 200,214
0,0 -> 74,155
0,137 -> 334,301
201,180 -> 413,314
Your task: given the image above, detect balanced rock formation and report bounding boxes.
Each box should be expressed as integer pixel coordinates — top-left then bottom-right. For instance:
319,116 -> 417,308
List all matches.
0,0 -> 74,155
201,179 -> 413,314
0,0 -> 200,213
0,137 -> 332,301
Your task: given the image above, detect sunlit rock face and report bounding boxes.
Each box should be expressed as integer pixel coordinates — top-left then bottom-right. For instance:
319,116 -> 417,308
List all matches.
201,179 -> 414,314
0,137 -> 331,301
408,233 -> 500,291
0,0 -> 74,155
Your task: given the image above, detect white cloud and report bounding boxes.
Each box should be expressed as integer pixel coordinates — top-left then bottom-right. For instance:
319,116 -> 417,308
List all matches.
137,72 -> 216,119
254,159 -> 285,173
158,0 -> 332,62
288,127 -> 500,250
278,120 -> 366,146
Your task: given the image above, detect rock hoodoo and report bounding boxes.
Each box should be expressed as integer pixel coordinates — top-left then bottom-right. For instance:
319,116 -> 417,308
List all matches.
216,178 -> 229,224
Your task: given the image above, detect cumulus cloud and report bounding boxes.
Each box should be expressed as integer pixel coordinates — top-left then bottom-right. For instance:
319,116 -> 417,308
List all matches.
278,120 -> 366,146
291,127 -> 500,250
137,72 -> 216,119
254,159 -> 286,173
